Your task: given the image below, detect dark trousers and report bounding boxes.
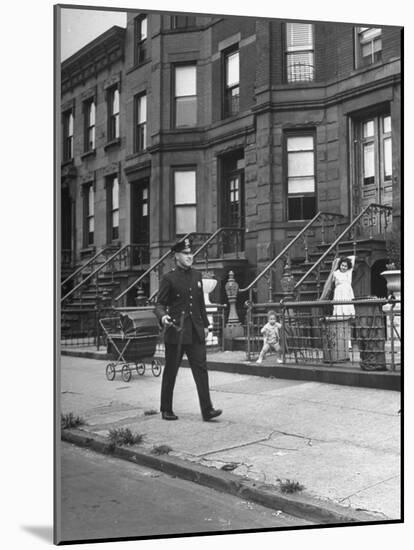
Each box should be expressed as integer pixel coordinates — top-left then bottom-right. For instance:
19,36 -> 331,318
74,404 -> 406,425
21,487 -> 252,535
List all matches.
160,342 -> 213,415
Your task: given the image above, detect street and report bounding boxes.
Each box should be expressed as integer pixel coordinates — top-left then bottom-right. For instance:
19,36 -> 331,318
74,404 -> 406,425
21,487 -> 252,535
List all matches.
59,442 -> 312,542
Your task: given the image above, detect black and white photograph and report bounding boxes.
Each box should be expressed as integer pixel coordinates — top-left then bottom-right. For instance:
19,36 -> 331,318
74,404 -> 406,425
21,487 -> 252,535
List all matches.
54,2 -> 405,545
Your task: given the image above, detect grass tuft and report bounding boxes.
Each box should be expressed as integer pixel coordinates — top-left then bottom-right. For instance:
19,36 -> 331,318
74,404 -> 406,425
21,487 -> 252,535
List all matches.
61,413 -> 86,430
107,428 -> 144,446
277,478 -> 305,494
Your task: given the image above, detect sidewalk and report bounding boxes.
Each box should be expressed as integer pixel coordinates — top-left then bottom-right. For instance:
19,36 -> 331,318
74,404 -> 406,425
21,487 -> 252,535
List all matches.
60,355 -> 401,524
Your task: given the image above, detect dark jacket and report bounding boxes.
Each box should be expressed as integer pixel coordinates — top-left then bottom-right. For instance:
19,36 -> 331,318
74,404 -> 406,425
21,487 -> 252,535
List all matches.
154,267 -> 209,344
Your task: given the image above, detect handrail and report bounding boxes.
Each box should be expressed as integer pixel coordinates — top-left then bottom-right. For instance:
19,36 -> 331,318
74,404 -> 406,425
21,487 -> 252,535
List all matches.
61,244 -> 131,303
239,211 -> 344,294
61,247 -> 111,287
146,227 -> 244,303
192,226 -> 243,261
294,203 -> 392,291
113,231 -> 211,303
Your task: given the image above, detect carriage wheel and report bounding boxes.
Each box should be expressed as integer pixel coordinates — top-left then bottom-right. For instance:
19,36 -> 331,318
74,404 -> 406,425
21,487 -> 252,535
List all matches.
121,364 -> 132,382
136,363 -> 145,376
106,363 -> 116,381
151,359 -> 162,377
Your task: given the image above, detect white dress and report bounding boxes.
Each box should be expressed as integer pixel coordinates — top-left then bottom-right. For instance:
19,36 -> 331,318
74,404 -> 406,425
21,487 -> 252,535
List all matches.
332,269 -> 355,317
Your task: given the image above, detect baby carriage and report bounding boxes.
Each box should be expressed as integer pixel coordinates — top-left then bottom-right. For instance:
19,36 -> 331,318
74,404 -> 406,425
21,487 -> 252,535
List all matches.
99,310 -> 162,382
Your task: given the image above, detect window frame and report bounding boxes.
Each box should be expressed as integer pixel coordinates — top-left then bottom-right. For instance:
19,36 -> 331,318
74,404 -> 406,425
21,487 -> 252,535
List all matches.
284,131 -> 317,221
172,167 -> 197,236
83,183 -> 95,247
170,15 -> 197,29
107,85 -> 120,142
62,109 -> 74,162
106,175 -> 120,242
222,45 -> 240,118
134,92 -> 147,153
354,26 -> 382,68
284,22 -> 315,83
173,63 -> 197,129
134,14 -> 148,66
83,98 -> 96,153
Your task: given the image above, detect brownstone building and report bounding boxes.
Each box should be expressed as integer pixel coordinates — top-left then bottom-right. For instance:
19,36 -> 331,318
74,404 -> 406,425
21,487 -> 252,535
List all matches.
60,12 -> 402,307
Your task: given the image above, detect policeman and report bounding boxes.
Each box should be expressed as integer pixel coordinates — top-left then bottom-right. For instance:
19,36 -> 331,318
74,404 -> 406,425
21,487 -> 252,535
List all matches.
155,238 -> 222,422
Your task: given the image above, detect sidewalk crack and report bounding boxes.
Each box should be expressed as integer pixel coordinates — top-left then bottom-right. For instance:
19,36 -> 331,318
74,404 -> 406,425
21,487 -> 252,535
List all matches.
337,474 -> 400,503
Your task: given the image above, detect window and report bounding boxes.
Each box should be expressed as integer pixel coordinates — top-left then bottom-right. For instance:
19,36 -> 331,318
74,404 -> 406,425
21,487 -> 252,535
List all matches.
171,15 -> 196,29
174,170 -> 196,234
83,99 -> 95,152
83,184 -> 95,246
358,114 -> 392,186
134,15 -> 148,65
285,23 -> 314,82
223,48 -> 239,117
174,65 -> 197,128
107,86 -> 120,141
134,93 -> 147,152
62,110 -> 74,161
107,176 -> 119,241
286,135 -> 316,220
355,27 -> 382,67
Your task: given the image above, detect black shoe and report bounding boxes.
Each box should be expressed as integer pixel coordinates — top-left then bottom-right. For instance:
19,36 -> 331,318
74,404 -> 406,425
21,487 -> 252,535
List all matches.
161,411 -> 178,420
202,408 -> 222,421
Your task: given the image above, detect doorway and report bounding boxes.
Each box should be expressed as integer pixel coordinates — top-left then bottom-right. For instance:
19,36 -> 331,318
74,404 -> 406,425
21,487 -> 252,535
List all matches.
131,178 -> 150,265
219,149 -> 245,252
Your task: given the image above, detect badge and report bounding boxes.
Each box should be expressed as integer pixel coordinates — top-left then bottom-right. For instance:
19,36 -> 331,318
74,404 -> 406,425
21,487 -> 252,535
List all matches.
198,281 -> 202,288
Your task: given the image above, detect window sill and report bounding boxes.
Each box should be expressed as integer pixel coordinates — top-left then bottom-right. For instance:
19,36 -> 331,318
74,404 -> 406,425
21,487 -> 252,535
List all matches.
61,158 -> 74,168
81,149 -> 96,160
80,246 -> 96,257
126,150 -> 148,162
126,59 -> 151,74
104,138 -> 121,151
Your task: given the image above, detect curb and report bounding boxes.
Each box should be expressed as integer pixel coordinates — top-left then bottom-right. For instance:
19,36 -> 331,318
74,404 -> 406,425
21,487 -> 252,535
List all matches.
61,349 -> 400,391
62,428 -> 389,526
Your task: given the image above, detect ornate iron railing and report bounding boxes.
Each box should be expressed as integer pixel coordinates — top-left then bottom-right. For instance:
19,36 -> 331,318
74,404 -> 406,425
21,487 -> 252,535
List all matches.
193,227 -> 245,272
293,203 -> 393,298
244,297 -> 401,371
61,243 -> 150,304
239,211 -> 345,307
114,231 -> 211,305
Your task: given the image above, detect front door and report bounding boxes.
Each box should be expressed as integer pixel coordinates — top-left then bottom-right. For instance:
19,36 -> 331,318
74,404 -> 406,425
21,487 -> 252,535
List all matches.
131,178 -> 150,265
220,151 -> 245,252
352,112 -> 393,234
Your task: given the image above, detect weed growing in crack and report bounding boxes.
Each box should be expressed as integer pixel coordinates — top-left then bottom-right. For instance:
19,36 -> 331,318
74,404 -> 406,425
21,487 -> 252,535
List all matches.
151,444 -> 172,455
61,413 -> 86,429
277,478 -> 305,494
108,428 -> 144,446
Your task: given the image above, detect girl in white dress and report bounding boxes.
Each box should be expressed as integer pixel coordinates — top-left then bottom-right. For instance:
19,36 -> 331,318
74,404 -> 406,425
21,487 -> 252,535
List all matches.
331,256 -> 355,317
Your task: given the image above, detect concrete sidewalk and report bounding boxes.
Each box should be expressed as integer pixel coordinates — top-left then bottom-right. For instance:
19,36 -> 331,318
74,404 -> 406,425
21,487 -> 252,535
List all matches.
60,355 -> 401,524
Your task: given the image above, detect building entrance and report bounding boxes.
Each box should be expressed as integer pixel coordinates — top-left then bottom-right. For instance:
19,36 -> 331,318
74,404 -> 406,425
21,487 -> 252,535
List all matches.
131,178 -> 150,265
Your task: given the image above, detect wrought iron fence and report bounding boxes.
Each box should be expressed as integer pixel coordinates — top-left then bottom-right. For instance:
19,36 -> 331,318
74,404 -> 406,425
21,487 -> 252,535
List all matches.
245,298 -> 401,371
61,303 -> 227,352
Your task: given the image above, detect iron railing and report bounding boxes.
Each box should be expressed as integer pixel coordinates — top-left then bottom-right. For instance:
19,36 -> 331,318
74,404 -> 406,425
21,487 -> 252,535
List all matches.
244,297 -> 401,371
114,231 -> 212,305
239,211 -> 345,305
61,244 -> 149,304
294,203 -> 393,297
61,303 -> 227,352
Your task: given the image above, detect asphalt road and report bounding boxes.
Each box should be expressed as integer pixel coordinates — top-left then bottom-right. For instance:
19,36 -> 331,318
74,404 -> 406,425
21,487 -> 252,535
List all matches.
58,442 -> 313,543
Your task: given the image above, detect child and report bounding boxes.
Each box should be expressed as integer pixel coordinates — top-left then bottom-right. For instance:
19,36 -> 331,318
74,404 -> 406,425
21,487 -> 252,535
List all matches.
256,310 -> 282,364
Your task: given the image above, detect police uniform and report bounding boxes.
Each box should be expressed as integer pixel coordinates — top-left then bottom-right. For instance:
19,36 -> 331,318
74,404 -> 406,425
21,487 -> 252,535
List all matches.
155,239 -> 221,421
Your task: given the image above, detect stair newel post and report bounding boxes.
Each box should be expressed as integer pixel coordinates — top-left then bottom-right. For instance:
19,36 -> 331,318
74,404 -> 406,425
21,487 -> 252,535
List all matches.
224,271 -> 244,351
246,288 -> 253,361
95,293 -> 102,351
321,216 -> 326,245
135,284 -> 147,306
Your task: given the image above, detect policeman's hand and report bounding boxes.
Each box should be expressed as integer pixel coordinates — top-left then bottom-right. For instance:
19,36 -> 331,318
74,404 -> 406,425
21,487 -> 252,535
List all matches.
162,315 -> 173,327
